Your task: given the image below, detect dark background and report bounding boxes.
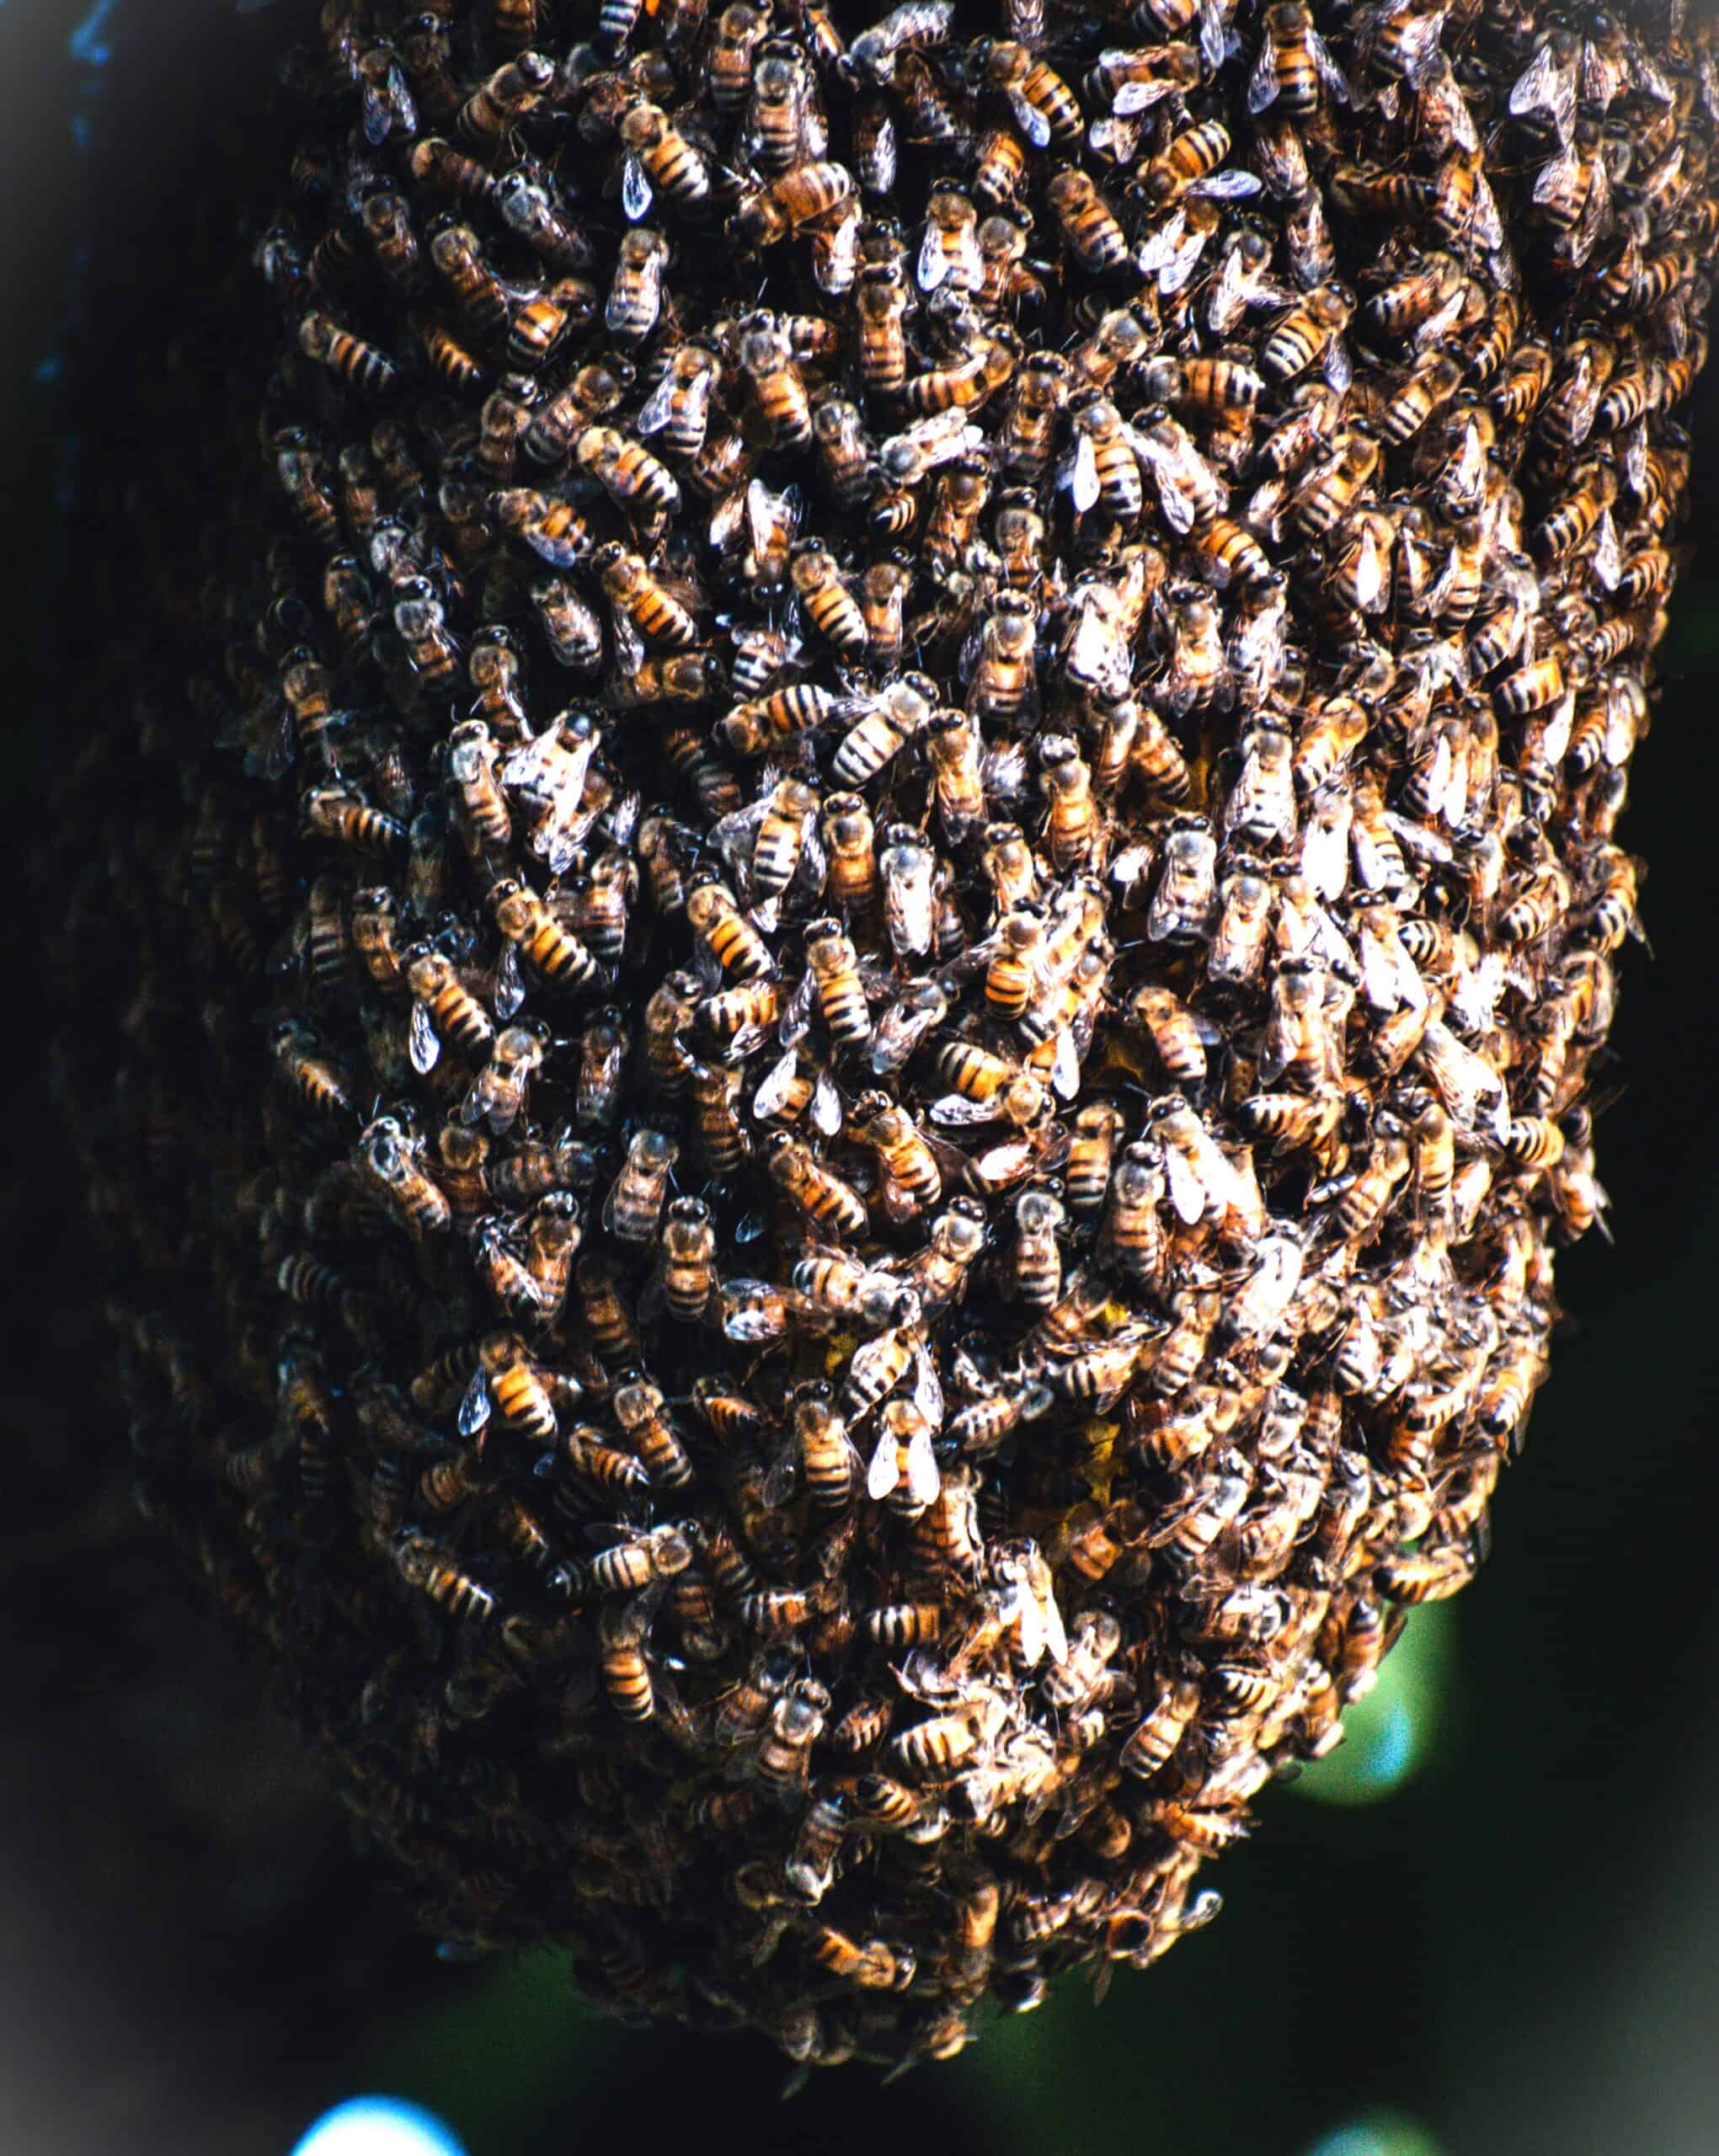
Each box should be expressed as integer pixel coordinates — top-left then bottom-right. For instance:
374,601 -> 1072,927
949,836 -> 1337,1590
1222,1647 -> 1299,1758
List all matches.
3,3 -> 1717,2152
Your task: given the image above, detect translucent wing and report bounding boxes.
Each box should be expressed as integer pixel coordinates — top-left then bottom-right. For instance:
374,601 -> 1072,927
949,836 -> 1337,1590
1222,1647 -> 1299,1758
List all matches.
917,221 -> 950,291
867,1427 -> 900,1502
1134,207 -> 1188,274
622,153 -> 654,221
1312,29 -> 1349,101
1188,169 -> 1263,201
1006,88 -> 1052,147
1164,1142 -> 1209,1225
1068,431 -> 1100,515
1510,39 -> 1576,143
905,1422 -> 942,1507
931,1092 -> 1003,1128
1029,1549 -> 1067,1662
409,999 -> 440,1074
637,371 -> 679,436
1050,1028 -> 1080,1100
811,1070 -> 843,1138
912,1340 -> 944,1432
753,1043 -> 803,1121
494,941 -> 525,1020
1247,21 -> 1281,113
458,1369 -> 491,1438
1114,77 -> 1181,115
1199,0 -> 1231,72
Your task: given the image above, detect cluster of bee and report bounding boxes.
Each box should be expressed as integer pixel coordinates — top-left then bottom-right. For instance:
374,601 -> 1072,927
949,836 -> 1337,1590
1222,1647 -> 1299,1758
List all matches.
59,0 -> 1715,2078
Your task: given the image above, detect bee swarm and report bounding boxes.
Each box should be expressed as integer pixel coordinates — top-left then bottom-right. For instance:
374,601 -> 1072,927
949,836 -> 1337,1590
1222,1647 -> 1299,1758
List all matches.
65,0 -> 1715,2076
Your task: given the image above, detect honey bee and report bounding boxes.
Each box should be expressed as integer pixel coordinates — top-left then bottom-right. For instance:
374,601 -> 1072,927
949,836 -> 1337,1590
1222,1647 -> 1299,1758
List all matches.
854,263 -> 910,395
603,1128 -> 680,1245
790,541 -> 868,657
1044,170 -> 1131,277
732,160 -> 856,248
997,355 -> 1069,483
971,38 -> 1081,149
487,883 -> 598,1004
609,1374 -> 696,1490
766,1132 -> 869,1237
394,1529 -> 497,1626
577,430 -> 682,538
596,1596 -> 658,1721
750,1678 -> 830,1798
604,227 -> 670,344
298,310 -> 398,396
682,875 -> 770,983
360,1115 -> 451,1239
1261,280 -> 1353,382
690,1057 -> 749,1174
404,948 -> 494,1073
1065,394 -> 1143,522
463,1022 -> 547,1134
523,359 -> 630,468
850,1092 -> 943,1220
456,51 -> 554,147
408,133 -> 499,214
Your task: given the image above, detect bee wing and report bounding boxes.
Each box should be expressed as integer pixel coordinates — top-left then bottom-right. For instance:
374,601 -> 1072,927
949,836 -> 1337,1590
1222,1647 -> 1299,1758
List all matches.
622,153 -> 654,222
752,1043 -> 803,1121
1005,88 -> 1052,147
930,1092 -> 1002,1128
905,1423 -> 942,1508
709,485 -> 750,556
867,1425 -> 902,1500
1312,29 -> 1349,102
917,220 -> 951,291
494,941 -> 525,1020
1158,221 -> 1215,296
1137,442 -> 1198,536
810,1070 -> 843,1138
912,1339 -> 945,1433
1065,431 -> 1101,515
637,370 -> 679,436
1591,509 -> 1622,594
1572,155 -> 1611,268
958,614 -> 985,686
779,964 -> 817,1047
795,821 -> 829,902
1133,207 -> 1188,274
1164,1143 -> 1209,1225
457,1369 -> 491,1438
1531,142 -> 1578,207
1199,0 -> 1234,71
1035,1587 -> 1068,1668
1113,75 -> 1181,115
1359,927 -> 1401,1012
1321,339 -> 1353,396
1510,40 -> 1576,142
1049,1028 -> 1081,1101
1189,169 -> 1263,201
409,999 -> 441,1074
1247,21 -> 1282,113
499,727 -> 552,793
762,1441 -> 798,1511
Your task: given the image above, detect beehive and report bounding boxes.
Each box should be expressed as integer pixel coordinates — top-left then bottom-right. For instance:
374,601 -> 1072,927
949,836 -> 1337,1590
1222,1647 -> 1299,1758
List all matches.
62,0 -> 1716,2074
